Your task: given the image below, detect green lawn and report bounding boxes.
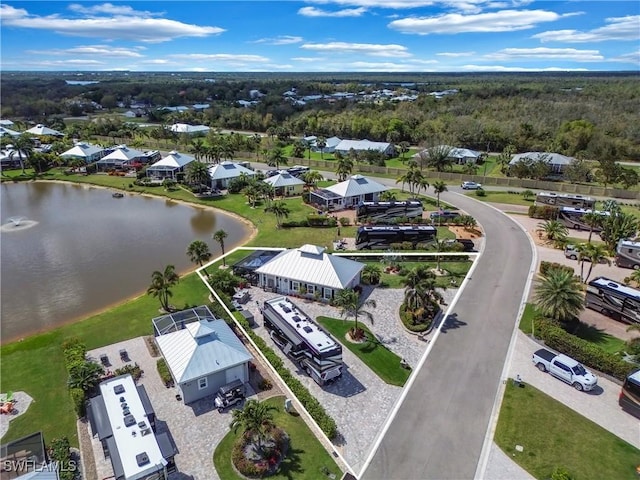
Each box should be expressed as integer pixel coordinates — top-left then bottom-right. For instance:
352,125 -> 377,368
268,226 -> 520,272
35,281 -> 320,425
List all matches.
0,273 -> 211,445
465,190 -> 535,206
213,395 -> 342,480
363,260 -> 472,289
495,382 -> 640,480
316,317 -> 411,386
518,303 -> 539,335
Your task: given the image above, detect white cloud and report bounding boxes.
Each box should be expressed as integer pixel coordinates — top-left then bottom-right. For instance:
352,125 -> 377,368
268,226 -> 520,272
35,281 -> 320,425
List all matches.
485,47 -> 603,62
436,51 -> 475,57
388,9 -> 576,35
17,59 -> 107,68
169,53 -> 271,63
140,59 -> 172,64
308,0 -> 535,13
608,49 -> 640,66
301,41 -> 411,57
533,15 -> 640,43
0,3 -> 224,43
26,45 -> 145,58
460,64 -> 589,72
67,3 -> 155,17
298,6 -> 367,17
291,57 -> 325,62
252,35 -> 303,45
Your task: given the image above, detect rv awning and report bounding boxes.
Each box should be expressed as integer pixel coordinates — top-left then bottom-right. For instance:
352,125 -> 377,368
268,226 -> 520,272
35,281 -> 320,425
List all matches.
88,395 -> 113,440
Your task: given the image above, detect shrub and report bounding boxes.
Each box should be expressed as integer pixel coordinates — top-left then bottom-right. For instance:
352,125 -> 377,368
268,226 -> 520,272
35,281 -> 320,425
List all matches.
399,303 -> 434,332
474,189 -> 486,197
69,388 -> 86,418
259,378 -> 273,390
62,338 -> 87,371
539,261 -> 575,277
625,337 -> 640,358
307,214 -> 337,227
533,317 -> 636,380
48,437 -> 76,480
528,205 -> 559,220
157,358 -> 174,387
114,363 -> 143,381
339,217 -> 350,226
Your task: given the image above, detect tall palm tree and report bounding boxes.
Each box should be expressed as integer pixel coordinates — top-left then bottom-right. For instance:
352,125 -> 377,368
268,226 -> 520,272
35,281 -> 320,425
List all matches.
252,134 -> 262,160
334,288 -> 377,340
147,265 -> 180,312
402,266 -> 443,324
425,145 -> 454,172
230,399 -> 277,451
212,229 -> 228,266
396,169 -> 415,195
9,135 -> 36,174
302,170 -> 323,190
185,160 -> 210,188
379,190 -> 397,202
186,240 -> 211,272
533,268 -> 584,322
582,211 -> 603,243
316,137 -> 327,160
190,138 -> 207,161
536,219 -> 568,243
267,147 -> 287,170
432,181 -> 448,207
581,243 -> 611,284
335,157 -> 353,182
265,201 -> 290,229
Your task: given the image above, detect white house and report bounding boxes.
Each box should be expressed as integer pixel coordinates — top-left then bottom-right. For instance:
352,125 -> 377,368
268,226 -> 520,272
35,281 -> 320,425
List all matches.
146,151 -> 195,180
95,145 -> 146,171
509,151 -> 575,175
255,244 -> 364,300
303,136 -> 342,154
208,161 -> 256,189
24,124 -> 65,137
168,123 -> 210,135
0,119 -> 15,126
334,139 -> 396,157
153,306 -> 253,404
310,174 -> 388,210
0,126 -> 21,137
414,145 -> 482,165
263,172 -> 305,196
60,142 -> 106,163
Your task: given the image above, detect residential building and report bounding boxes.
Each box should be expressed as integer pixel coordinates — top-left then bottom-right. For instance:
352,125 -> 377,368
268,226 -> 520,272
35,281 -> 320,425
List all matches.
255,244 -> 364,300
95,145 -> 146,172
334,139 -> 396,157
87,374 -> 176,480
146,151 -> 195,180
168,123 -> 210,135
153,306 -> 253,404
0,126 -> 21,137
509,151 -> 576,175
24,124 -> 64,137
310,174 -> 388,210
263,172 -> 305,196
413,145 -> 482,165
60,142 -> 106,163
208,161 -> 256,189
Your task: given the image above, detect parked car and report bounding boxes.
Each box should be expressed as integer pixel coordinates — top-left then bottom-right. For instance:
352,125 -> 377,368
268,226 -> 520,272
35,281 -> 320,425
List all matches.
564,244 -> 580,260
214,379 -> 245,412
532,348 -> 597,391
430,210 -> 461,221
461,181 -> 482,190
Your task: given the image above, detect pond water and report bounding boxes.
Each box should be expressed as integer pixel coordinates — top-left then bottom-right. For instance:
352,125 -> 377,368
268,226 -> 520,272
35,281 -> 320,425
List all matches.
0,182 -> 252,342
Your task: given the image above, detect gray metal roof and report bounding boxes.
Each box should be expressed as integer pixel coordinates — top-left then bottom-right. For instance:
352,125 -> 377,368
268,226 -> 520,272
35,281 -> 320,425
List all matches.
264,172 -> 305,188
208,161 -> 256,180
326,174 -> 388,198
334,139 -> 392,153
255,244 -> 364,289
509,152 -> 575,166
155,318 -> 252,383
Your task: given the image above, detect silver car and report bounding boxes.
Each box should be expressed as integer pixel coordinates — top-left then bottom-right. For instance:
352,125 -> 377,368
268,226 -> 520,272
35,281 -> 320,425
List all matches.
461,181 -> 482,190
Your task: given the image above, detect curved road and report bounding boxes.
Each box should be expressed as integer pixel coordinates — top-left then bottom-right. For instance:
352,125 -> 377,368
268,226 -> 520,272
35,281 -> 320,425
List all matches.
359,191 -> 534,479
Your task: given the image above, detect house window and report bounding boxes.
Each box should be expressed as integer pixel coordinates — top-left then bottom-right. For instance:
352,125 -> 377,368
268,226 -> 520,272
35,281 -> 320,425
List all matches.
324,288 -> 332,300
307,285 -> 315,294
291,281 -> 300,292
198,377 -> 208,390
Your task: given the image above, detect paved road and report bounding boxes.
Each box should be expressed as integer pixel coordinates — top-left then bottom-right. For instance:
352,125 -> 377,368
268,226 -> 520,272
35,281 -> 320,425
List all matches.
359,191 -> 535,480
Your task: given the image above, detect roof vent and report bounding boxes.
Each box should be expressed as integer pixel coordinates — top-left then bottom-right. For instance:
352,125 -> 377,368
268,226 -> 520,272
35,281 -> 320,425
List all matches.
113,384 -> 125,395
608,282 -> 619,288
124,414 -> 136,427
136,452 -> 150,466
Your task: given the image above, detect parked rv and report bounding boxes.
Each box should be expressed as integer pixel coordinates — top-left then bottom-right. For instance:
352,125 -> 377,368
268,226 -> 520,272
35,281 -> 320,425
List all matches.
615,239 -> 640,270
619,370 -> 640,418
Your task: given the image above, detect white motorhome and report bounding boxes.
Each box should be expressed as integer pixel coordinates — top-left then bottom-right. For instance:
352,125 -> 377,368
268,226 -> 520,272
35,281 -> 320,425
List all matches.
615,239 -> 640,270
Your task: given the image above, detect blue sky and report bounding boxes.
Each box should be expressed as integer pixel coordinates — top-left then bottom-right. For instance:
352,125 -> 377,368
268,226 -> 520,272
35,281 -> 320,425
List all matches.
1,1 -> 638,72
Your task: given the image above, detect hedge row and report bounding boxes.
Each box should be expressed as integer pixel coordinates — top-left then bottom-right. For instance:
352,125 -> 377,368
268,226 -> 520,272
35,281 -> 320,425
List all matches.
62,338 -> 89,418
234,316 -> 338,439
157,358 -> 174,387
281,216 -> 338,228
528,205 -> 559,220
539,261 -> 575,277
47,437 -> 76,480
534,317 -> 636,381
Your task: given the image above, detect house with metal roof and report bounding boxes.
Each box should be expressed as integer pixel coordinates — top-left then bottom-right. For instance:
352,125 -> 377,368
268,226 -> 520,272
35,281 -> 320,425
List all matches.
153,306 -> 253,404
303,136 -> 342,154
334,139 -> 396,157
146,151 -> 195,180
0,126 -> 21,137
256,244 -> 364,300
24,124 -> 64,137
509,151 -> 575,174
95,145 -> 147,171
168,123 -> 210,135
413,145 -> 482,165
87,374 -> 177,480
309,174 -> 388,210
60,142 -> 106,163
263,172 -> 305,196
208,161 -> 256,189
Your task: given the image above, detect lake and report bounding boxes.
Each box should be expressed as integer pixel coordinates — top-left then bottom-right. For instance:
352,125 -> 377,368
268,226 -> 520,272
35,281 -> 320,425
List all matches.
0,182 -> 252,342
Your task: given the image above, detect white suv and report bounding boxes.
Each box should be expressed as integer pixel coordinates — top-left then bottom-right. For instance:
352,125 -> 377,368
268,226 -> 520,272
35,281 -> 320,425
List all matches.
461,181 -> 482,190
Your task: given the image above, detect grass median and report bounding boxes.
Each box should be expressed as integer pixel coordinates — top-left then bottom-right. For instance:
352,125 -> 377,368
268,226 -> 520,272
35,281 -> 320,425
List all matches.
495,381 -> 639,480
316,316 -> 411,386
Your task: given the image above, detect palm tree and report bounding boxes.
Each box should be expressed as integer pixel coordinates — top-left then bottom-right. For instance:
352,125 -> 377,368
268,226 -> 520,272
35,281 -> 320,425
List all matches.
252,134 -> 262,160
334,288 -> 377,340
533,268 -> 584,322
67,361 -> 103,393
186,240 -> 211,272
147,265 -> 180,312
630,269 -> 640,288
398,141 -> 410,161
361,264 -> 382,285
242,182 -> 261,208
302,170 -> 323,190
185,160 -> 210,189
581,211 -> 603,243
601,199 -> 621,214
536,219 -> 568,243
581,243 -> 611,284
379,190 -> 397,202
425,145 -> 454,172
396,169 -> 415,195
432,181 -> 448,207
335,157 -> 353,182
230,399 -> 277,452
9,135 -> 36,174
316,137 -> 327,160
402,266 -> 443,324
265,201 -> 290,229
267,147 -> 287,170
190,138 -> 207,161
212,229 -> 228,266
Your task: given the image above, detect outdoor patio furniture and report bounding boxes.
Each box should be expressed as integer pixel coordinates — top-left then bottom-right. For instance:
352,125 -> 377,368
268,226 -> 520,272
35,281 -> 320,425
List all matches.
1,402 -> 14,414
100,354 -> 110,366
119,349 -> 129,361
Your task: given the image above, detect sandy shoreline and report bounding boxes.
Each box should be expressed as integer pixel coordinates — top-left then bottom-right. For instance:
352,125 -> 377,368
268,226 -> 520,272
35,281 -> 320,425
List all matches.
1,179 -> 258,345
